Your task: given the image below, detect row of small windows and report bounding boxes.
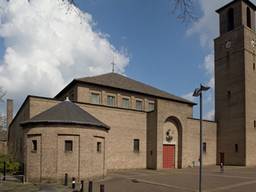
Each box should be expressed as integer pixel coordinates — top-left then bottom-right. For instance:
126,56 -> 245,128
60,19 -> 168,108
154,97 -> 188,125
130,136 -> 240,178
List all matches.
32,139 -> 140,153
227,7 -> 252,32
90,92 -> 154,111
31,140 -> 242,155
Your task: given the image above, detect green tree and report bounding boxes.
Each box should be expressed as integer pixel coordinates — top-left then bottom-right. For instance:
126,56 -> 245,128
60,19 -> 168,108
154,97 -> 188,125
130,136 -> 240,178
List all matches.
0,154 -> 20,174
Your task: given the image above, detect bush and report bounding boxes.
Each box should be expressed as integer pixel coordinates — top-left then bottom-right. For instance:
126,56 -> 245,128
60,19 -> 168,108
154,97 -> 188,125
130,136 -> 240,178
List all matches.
0,154 -> 21,174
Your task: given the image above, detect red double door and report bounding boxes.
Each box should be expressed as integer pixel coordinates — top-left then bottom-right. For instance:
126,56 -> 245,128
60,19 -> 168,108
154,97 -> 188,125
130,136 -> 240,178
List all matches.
163,145 -> 175,169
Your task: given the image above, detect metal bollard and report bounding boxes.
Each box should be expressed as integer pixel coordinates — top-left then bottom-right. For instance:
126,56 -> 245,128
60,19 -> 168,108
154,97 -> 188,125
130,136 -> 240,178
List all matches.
100,184 -> 105,192
3,161 -> 6,181
72,177 -> 76,189
80,180 -> 84,192
64,173 -> 68,186
88,181 -> 93,192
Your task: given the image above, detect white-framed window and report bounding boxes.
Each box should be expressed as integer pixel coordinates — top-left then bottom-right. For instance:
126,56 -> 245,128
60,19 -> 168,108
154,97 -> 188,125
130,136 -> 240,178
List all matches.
91,93 -> 100,104
107,95 -> 115,106
122,97 -> 130,108
136,100 -> 143,111
148,102 -> 155,111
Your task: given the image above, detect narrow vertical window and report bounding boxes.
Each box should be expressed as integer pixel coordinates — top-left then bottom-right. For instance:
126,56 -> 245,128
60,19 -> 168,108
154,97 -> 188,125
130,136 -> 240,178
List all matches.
227,90 -> 231,99
65,140 -> 73,152
254,120 -> 256,128
227,8 -> 234,31
107,95 -> 115,106
203,142 -> 207,153
148,102 -> 155,111
133,139 -> 140,153
122,98 -> 130,108
253,63 -> 255,71
97,142 -> 102,153
235,144 -> 238,153
136,100 -> 143,111
91,93 -> 100,104
247,7 -> 251,28
32,140 -> 37,152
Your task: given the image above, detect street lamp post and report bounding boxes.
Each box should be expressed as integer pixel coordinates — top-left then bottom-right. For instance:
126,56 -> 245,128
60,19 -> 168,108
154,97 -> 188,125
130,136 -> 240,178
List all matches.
193,84 -> 210,192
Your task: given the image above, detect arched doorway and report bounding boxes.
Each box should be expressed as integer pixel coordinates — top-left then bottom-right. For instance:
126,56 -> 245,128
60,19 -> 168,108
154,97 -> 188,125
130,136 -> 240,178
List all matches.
163,116 -> 182,169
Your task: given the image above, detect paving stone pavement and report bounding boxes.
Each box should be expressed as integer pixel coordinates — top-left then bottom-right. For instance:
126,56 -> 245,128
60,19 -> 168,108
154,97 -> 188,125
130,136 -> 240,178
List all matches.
91,166 -> 256,192
1,166 -> 256,192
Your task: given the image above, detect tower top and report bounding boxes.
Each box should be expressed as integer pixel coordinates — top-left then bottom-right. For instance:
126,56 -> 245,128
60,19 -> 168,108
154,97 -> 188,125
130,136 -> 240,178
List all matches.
216,0 -> 256,35
216,0 -> 256,13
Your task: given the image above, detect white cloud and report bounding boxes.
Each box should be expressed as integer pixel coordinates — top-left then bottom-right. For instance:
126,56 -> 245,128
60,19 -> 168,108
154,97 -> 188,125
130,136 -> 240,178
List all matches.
185,0 -> 240,121
188,0 -> 256,48
205,109 -> 215,121
202,53 -> 214,88
187,0 -> 231,48
0,0 -> 129,111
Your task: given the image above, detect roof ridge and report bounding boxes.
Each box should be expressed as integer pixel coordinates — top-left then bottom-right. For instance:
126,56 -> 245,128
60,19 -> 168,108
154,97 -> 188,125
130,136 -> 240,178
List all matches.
75,72 -> 195,105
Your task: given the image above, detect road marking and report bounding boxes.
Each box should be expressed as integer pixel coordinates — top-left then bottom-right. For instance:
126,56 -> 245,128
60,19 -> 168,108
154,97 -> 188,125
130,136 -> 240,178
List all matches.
206,180 -> 256,192
130,178 -> 196,192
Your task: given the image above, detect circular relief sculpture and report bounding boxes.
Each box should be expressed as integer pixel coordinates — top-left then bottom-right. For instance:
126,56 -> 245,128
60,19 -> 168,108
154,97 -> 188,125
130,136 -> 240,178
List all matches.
166,129 -> 173,142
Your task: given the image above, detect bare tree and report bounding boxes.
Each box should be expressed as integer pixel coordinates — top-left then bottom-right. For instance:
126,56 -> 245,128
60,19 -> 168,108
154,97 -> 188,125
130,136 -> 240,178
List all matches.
5,0 -> 196,23
67,0 -> 196,23
170,0 -> 197,22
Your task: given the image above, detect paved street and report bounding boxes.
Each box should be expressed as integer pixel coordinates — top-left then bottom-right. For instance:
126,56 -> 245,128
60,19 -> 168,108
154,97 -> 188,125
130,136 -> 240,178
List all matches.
1,166 -> 256,192
93,166 -> 256,192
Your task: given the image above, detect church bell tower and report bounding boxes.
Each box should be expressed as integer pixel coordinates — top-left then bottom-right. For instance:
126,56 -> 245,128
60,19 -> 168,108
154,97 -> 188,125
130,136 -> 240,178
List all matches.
215,0 -> 256,166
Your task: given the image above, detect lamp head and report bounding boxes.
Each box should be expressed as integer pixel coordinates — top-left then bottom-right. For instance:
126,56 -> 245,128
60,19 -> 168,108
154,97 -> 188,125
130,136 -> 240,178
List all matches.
200,84 -> 210,91
193,84 -> 210,97
193,88 -> 201,97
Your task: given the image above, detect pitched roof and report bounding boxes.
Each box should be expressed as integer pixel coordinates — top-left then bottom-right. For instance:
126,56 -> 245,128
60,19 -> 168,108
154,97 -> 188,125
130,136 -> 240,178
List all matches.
68,73 -> 194,105
21,101 -> 110,130
216,0 -> 256,13
0,129 -> 7,141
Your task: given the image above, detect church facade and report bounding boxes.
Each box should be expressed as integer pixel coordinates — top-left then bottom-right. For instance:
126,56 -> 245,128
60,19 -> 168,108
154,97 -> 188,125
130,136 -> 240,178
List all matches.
8,73 -> 217,182
7,0 -> 256,183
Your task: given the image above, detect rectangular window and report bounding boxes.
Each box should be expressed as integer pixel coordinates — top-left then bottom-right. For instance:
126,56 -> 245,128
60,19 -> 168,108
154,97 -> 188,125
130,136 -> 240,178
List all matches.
122,98 -> 130,108
203,142 -> 207,153
235,144 -> 238,153
91,93 -> 100,104
97,142 -> 102,153
133,139 -> 140,153
65,140 -> 73,152
136,100 -> 143,111
148,102 -> 155,111
107,95 -> 115,106
32,140 -> 37,152
254,120 -> 256,128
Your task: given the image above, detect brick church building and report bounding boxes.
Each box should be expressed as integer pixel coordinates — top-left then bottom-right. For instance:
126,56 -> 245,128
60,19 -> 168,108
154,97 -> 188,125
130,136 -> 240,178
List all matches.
7,0 -> 256,182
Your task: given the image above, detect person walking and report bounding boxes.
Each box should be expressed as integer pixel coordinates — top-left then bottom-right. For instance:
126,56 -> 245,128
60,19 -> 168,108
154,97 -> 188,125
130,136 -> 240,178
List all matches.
220,161 -> 224,173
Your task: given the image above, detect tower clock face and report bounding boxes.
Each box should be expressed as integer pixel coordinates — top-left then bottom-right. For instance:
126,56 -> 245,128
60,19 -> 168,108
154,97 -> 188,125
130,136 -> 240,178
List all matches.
225,41 -> 232,49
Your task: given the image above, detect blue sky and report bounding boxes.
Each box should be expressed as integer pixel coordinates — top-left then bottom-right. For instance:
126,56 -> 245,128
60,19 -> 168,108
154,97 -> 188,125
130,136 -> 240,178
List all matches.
0,0 -> 234,118
76,0 -> 206,94
71,0 -> 212,117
